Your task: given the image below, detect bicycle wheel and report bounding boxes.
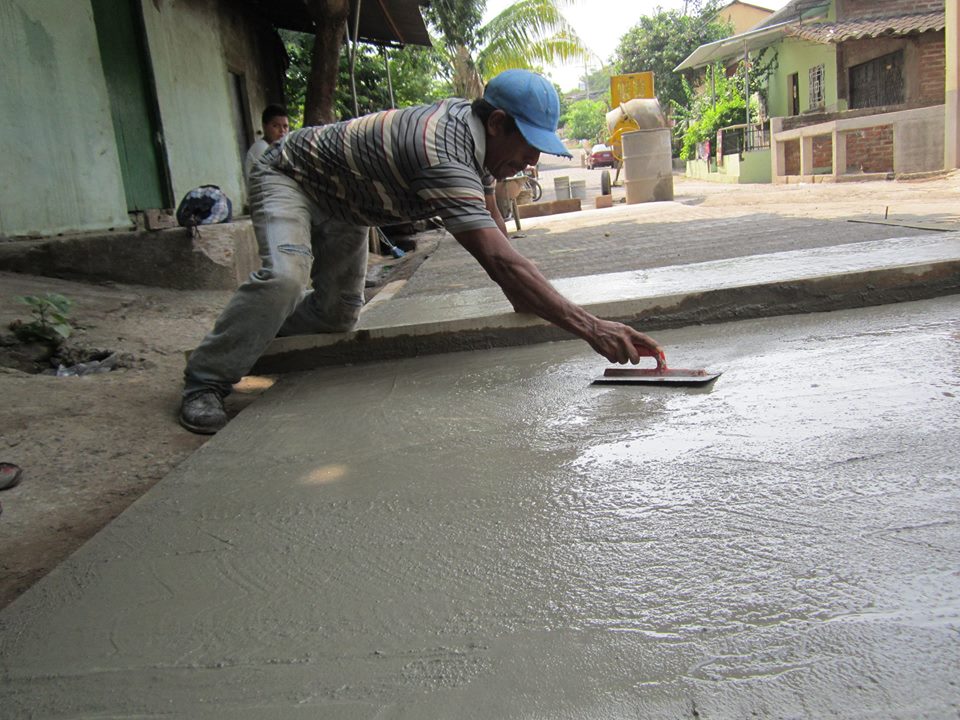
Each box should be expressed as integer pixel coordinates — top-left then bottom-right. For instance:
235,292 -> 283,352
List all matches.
528,178 -> 542,201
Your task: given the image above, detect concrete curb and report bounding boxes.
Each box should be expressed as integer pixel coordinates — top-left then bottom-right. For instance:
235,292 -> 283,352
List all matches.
252,235 -> 960,374
0,222 -> 259,290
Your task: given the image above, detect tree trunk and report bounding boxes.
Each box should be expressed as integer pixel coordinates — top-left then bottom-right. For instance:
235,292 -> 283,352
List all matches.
452,45 -> 484,100
304,0 -> 351,126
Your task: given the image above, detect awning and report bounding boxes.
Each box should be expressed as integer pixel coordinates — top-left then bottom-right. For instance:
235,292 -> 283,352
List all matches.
674,21 -> 798,71
675,0 -> 829,71
243,0 -> 431,47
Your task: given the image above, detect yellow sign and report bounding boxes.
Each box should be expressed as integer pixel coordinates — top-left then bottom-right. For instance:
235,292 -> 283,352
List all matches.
610,72 -> 655,107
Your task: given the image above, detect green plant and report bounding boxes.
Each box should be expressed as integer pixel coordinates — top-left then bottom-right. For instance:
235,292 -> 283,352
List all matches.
10,294 -> 74,346
678,94 -> 748,160
563,99 -> 608,143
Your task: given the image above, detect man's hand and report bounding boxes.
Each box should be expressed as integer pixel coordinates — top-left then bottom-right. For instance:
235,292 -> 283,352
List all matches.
585,319 -> 665,367
454,226 -> 665,365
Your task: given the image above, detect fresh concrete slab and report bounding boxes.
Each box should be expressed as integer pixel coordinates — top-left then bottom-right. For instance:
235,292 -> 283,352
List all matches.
2,297 -> 959,718
253,233 -> 960,373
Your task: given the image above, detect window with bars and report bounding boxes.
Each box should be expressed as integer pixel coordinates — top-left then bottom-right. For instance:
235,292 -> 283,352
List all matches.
808,64 -> 825,109
849,51 -> 905,109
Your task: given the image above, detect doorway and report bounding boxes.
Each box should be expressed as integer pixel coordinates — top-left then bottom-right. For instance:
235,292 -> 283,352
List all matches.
787,73 -> 800,116
91,0 -> 171,211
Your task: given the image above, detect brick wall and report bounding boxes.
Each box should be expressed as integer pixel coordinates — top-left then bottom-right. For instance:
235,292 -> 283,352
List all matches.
917,33 -> 946,104
845,125 -> 894,173
839,0 -> 945,18
813,136 -> 833,172
784,140 -> 800,175
781,137 -> 833,175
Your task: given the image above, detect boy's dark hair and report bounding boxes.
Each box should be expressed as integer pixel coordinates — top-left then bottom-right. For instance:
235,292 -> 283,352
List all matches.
261,104 -> 289,125
471,98 -> 519,135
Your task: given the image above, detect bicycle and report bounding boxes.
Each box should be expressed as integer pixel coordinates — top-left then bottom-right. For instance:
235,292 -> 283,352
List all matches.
524,173 -> 543,201
496,171 -> 542,222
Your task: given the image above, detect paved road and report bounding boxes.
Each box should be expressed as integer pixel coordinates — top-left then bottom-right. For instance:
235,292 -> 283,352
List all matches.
398,190 -> 939,299
2,296 -> 958,718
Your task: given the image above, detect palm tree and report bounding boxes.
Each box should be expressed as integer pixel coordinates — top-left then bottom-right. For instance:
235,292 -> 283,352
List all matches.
427,0 -> 589,99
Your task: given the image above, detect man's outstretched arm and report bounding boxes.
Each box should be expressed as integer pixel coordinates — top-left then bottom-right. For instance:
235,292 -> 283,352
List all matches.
454,226 -> 663,365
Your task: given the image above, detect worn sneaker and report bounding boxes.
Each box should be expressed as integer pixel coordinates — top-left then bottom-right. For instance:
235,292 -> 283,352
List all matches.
179,390 -> 227,434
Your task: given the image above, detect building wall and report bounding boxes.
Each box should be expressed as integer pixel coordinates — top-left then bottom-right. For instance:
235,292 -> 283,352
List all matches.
947,0 -> 959,168
0,0 -> 130,237
141,0 -> 285,213
1,0 -> 284,238
784,139 -> 800,175
140,0 -> 245,213
845,125 -> 894,173
917,33 -> 947,104
767,37 -> 839,118
812,135 -> 833,172
837,0 -> 946,19
717,2 -> 773,34
838,31 -> 946,108
217,6 -> 287,170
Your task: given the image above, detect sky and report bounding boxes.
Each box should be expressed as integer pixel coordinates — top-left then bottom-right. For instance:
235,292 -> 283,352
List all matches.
480,0 -> 792,92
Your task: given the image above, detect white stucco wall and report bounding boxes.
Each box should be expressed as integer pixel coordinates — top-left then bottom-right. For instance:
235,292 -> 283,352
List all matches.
0,0 -> 129,237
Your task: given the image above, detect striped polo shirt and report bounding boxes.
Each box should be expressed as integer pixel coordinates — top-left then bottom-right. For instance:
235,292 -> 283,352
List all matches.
266,99 -> 497,235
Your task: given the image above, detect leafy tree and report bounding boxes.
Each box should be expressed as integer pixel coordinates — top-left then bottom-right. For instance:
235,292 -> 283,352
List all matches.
425,0 -> 589,99
563,99 -> 607,142
613,4 -> 730,114
283,31 -> 445,124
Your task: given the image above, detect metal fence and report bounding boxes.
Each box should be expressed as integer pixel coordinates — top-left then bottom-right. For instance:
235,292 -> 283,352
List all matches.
717,123 -> 771,156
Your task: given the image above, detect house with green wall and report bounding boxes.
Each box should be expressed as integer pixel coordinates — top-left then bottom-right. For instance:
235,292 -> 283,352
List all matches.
0,0 -> 428,245
677,0 -> 953,183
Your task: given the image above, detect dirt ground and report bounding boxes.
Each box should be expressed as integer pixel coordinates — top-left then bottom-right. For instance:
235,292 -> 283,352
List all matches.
1,172 -> 958,609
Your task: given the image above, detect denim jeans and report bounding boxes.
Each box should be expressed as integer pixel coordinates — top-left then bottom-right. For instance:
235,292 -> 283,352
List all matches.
183,161 -> 369,397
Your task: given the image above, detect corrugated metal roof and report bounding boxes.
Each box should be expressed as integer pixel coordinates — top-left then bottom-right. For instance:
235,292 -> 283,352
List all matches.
787,12 -> 946,44
675,21 -> 796,71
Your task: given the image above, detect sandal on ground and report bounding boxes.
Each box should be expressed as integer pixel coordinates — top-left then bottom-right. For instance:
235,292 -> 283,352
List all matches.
0,462 -> 22,491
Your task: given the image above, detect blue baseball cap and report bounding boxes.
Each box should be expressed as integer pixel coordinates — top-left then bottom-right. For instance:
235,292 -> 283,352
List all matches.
483,69 -> 572,159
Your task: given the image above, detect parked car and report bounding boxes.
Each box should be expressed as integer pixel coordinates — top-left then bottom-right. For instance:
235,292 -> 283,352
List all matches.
587,143 -> 615,169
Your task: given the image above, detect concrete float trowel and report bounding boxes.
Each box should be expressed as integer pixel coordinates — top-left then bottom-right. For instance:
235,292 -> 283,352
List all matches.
592,347 -> 721,388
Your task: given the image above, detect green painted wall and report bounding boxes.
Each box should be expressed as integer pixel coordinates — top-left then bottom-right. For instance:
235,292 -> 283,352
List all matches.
140,0 -> 244,213
766,37 -> 840,118
0,0 -> 129,236
737,148 -> 772,182
761,0 -> 840,117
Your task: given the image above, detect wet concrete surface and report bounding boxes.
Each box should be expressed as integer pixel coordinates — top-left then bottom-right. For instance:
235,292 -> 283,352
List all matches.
2,296 -> 958,718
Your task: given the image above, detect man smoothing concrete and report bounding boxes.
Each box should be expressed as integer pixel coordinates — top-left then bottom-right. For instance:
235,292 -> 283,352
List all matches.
180,69 -> 663,434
